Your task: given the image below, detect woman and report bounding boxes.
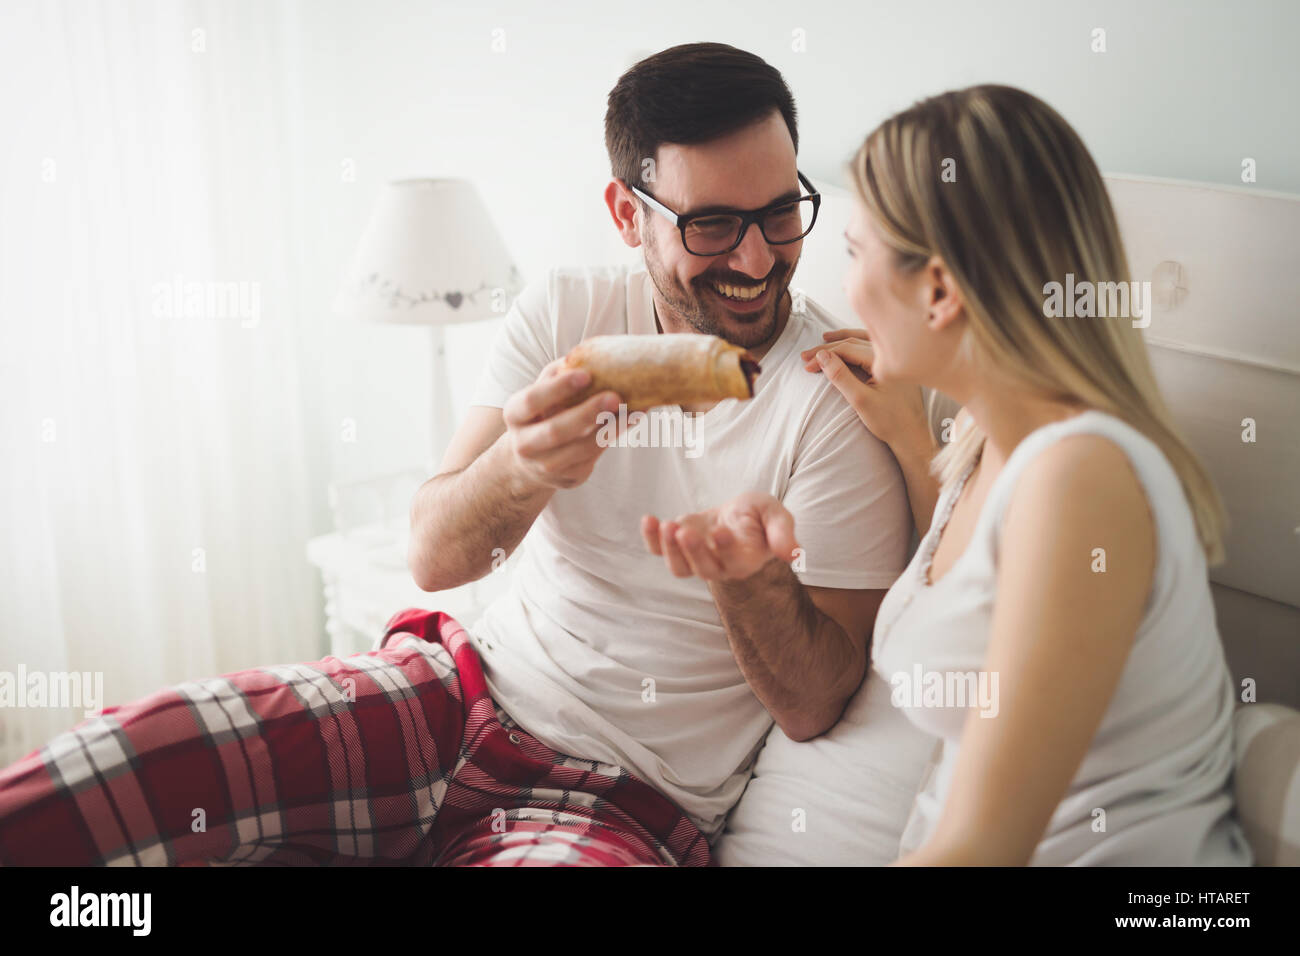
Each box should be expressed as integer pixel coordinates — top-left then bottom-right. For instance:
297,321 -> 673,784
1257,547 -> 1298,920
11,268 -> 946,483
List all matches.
645,85 -> 1252,865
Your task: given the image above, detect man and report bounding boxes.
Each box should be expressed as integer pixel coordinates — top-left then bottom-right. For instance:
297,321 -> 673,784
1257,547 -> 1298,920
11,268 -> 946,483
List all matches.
405,42 -> 910,852
0,43 -> 908,867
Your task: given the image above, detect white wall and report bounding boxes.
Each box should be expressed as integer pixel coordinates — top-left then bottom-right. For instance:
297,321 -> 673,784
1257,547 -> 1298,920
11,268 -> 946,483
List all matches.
289,0 -> 1300,524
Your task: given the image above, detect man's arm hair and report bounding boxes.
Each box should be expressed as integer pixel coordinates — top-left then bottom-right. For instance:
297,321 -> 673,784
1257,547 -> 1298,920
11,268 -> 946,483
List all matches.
407,406 -> 554,592
408,366 -> 618,591
710,562 -> 885,741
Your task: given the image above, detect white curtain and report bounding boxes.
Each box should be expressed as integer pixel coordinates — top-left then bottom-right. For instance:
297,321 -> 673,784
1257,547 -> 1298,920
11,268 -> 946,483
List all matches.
0,0 -> 326,765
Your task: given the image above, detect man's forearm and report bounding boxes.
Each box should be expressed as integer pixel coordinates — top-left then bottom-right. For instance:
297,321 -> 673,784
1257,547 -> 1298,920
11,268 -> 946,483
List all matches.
407,435 -> 553,592
709,561 -> 866,741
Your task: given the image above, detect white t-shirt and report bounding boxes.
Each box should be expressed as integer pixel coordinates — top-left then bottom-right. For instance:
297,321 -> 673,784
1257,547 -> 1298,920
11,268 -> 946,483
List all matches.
466,264 -> 912,840
871,411 -> 1253,865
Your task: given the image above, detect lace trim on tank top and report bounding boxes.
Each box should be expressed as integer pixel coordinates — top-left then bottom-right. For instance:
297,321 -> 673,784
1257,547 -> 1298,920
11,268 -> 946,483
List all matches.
874,452 -> 980,655
918,454 -> 979,588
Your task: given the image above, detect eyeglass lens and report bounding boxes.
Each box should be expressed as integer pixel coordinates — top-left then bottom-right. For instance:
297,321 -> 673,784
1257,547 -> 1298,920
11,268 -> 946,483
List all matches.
682,197 -> 816,254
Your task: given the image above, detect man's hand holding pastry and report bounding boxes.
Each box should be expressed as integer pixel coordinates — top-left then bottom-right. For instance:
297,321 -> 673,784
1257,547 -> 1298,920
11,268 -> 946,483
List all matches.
502,360 -> 622,491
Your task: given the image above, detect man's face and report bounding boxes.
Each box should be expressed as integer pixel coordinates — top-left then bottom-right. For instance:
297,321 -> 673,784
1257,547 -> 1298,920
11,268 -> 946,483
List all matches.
639,112 -> 803,350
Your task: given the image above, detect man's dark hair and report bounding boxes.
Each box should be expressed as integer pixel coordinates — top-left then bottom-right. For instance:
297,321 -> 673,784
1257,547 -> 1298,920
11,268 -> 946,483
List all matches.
604,42 -> 799,189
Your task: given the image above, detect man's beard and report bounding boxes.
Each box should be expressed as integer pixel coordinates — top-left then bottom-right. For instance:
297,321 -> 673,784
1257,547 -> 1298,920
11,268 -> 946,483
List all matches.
643,232 -> 796,350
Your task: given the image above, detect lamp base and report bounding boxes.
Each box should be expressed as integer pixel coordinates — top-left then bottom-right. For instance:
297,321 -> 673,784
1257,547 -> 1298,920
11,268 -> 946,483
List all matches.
429,324 -> 455,474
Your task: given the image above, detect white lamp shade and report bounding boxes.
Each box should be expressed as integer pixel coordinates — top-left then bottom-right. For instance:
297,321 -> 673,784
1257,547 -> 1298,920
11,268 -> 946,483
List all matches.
334,178 -> 522,325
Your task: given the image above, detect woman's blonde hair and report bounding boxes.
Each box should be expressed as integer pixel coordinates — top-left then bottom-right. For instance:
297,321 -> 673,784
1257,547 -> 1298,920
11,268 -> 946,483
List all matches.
850,85 -> 1226,563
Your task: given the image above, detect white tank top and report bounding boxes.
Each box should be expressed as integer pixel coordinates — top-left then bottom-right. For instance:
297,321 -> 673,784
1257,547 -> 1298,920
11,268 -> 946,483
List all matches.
870,411 -> 1253,865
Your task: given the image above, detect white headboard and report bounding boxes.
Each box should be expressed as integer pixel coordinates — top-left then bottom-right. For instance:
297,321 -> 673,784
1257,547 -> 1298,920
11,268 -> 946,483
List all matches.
798,173 -> 1300,708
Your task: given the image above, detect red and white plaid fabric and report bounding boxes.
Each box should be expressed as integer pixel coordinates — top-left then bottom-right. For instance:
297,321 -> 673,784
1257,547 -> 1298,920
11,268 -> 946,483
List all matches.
0,609 -> 713,867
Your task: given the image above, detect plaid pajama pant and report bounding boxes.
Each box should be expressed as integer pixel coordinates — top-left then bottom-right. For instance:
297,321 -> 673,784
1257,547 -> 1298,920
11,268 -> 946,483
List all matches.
0,609 -> 713,867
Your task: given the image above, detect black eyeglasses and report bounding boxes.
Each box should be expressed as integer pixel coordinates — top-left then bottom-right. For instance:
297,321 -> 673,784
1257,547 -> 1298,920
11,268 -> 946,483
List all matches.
629,171 -> 821,256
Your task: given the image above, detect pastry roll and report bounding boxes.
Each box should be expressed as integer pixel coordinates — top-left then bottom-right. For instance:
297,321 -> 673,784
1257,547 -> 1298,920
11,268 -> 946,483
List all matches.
561,334 -> 761,411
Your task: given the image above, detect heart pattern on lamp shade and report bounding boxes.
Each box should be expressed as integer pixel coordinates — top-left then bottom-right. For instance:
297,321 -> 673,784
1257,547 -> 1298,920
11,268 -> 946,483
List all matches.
350,264 -> 521,315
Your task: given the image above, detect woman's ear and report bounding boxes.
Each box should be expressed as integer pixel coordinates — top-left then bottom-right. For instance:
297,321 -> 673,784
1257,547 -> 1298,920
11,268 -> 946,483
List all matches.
924,256 -> 965,330
604,179 -> 643,249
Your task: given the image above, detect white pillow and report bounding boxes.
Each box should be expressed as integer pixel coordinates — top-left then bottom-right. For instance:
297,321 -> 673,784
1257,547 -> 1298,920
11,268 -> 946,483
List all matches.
1233,702 -> 1300,866
715,670 -> 938,866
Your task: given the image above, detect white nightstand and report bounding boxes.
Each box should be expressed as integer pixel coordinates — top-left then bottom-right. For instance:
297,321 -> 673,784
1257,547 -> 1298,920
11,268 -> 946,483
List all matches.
306,523 -> 516,658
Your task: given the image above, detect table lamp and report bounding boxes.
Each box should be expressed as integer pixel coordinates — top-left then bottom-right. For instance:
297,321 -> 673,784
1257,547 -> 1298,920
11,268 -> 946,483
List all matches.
333,178 -> 522,470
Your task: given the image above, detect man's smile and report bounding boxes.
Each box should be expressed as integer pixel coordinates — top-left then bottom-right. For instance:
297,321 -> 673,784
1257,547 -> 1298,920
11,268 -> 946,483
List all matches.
708,278 -> 768,301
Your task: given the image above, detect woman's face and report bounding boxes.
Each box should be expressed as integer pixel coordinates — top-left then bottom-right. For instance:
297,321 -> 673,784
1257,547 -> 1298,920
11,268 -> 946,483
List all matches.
843,198 -> 955,388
